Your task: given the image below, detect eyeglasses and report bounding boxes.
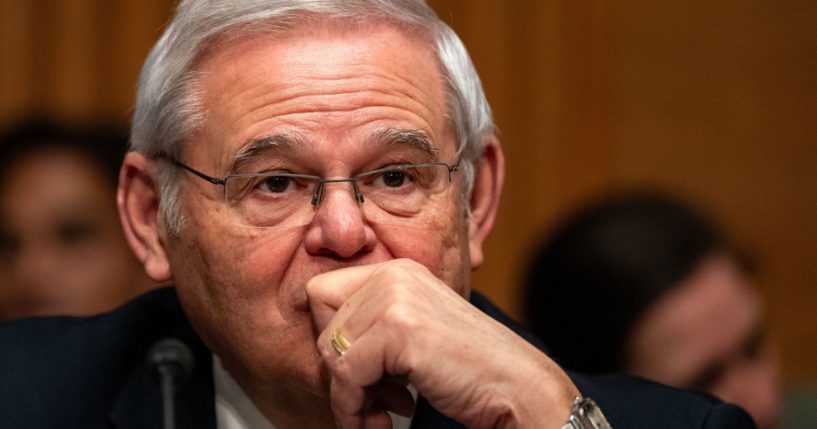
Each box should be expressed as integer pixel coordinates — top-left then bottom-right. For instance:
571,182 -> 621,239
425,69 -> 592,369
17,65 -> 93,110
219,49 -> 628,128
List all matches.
167,158 -> 460,227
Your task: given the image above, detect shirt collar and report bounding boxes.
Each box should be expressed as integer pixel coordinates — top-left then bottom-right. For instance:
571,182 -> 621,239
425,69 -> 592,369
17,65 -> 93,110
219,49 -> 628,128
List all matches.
213,354 -> 414,429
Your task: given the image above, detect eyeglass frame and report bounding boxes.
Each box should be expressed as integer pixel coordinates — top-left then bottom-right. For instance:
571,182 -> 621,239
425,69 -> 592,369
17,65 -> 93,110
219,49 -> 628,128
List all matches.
160,156 -> 461,207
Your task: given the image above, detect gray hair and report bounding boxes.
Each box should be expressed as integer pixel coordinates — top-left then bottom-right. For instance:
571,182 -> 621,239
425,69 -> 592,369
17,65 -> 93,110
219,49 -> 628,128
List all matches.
130,0 -> 495,232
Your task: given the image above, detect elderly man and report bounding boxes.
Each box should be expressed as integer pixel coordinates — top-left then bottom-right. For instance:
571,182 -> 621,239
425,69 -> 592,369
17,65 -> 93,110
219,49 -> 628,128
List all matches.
0,1 -> 755,428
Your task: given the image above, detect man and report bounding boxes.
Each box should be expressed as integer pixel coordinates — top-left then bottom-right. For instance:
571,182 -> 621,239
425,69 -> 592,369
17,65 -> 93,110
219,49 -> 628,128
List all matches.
0,1 -> 755,428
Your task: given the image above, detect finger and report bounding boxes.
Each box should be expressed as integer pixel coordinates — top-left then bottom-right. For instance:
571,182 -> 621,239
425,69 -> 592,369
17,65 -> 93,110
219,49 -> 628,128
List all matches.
307,259 -> 426,329
330,370 -> 366,429
362,408 -> 393,429
307,262 -> 386,310
331,376 -> 407,429
316,299 -> 390,365
325,330 -> 417,428
307,264 -> 373,331
328,374 -> 414,429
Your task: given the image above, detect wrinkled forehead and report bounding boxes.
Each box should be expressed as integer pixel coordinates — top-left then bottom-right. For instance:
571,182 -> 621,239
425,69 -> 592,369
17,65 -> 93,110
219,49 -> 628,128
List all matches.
186,17 -> 454,168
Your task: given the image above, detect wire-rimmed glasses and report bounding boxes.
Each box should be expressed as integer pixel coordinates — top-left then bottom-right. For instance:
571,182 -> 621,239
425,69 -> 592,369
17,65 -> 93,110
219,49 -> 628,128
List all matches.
167,158 -> 460,227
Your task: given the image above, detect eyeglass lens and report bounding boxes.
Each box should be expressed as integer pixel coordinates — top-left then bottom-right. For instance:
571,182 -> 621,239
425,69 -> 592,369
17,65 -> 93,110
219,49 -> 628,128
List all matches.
223,164 -> 454,227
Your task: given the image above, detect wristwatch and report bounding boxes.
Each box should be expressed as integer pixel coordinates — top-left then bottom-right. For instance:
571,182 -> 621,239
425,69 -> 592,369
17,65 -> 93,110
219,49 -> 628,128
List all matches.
562,396 -> 613,429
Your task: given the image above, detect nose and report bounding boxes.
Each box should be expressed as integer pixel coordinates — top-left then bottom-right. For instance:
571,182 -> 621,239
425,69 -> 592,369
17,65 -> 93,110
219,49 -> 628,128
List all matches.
304,180 -> 376,259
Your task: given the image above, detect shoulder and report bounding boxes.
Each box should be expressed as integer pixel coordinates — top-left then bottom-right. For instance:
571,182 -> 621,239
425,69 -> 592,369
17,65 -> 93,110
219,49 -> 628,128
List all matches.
468,291 -> 756,429
0,287 -> 187,367
0,287 -> 211,428
571,372 -> 756,428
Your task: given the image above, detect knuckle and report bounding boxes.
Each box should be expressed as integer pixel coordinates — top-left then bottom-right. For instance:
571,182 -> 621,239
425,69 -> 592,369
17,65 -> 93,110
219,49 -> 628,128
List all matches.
382,304 -> 421,332
374,262 -> 403,279
377,278 -> 416,305
374,261 -> 422,286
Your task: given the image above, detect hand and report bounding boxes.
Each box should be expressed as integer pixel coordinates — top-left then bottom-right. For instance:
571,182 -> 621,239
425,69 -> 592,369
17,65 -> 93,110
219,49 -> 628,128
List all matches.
307,259 -> 579,429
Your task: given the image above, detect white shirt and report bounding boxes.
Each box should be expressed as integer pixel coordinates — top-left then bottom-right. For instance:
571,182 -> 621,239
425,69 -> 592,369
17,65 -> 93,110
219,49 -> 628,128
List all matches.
213,355 -> 414,429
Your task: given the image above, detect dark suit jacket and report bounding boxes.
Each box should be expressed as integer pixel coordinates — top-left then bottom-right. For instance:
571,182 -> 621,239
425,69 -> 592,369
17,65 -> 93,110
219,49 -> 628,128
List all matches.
0,287 -> 755,428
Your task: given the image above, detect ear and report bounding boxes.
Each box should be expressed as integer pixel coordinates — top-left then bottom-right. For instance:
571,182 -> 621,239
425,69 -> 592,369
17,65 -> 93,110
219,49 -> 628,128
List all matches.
467,137 -> 505,269
117,152 -> 172,283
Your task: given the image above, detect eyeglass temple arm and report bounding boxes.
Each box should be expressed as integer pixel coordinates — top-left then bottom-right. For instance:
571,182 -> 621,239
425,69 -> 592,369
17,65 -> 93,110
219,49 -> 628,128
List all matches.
448,162 -> 460,181
169,159 -> 227,186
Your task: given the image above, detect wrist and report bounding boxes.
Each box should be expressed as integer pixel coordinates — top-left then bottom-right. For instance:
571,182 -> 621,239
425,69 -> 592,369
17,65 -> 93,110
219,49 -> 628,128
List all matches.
495,346 -> 580,428
562,396 -> 613,429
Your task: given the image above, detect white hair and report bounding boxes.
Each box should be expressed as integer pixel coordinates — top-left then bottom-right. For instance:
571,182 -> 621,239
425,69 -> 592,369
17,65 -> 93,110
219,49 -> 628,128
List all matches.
130,0 -> 495,232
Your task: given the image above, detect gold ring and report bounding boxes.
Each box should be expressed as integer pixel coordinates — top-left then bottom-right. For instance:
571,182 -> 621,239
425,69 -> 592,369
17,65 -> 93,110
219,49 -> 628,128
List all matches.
331,328 -> 352,356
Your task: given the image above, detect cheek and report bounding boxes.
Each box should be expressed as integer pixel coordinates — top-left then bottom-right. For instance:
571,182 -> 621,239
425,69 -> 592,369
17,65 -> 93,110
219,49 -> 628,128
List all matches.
173,223 -> 305,298
169,222 -> 311,351
372,201 -> 470,292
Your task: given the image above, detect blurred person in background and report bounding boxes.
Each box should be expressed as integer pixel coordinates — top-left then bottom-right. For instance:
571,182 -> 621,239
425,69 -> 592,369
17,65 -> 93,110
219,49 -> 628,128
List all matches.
0,119 -> 156,319
523,192 -> 781,429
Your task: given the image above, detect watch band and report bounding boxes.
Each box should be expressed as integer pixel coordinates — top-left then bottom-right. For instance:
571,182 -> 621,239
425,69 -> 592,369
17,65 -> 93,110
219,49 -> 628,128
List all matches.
562,396 -> 613,429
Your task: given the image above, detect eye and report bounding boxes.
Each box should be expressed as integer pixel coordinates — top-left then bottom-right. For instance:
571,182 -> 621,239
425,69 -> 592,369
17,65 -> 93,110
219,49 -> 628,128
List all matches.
381,171 -> 408,188
258,175 -> 294,193
57,221 -> 97,247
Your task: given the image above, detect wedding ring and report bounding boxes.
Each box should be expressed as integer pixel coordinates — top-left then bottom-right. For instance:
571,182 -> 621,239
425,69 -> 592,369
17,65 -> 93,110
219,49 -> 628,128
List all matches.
331,328 -> 352,356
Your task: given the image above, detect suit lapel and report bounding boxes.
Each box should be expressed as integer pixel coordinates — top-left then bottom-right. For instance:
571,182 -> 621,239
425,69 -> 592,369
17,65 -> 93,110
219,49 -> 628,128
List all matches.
107,288 -> 217,429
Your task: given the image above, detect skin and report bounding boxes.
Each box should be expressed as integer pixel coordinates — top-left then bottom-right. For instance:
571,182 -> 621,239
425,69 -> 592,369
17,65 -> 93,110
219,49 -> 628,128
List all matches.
0,148 -> 152,319
628,253 -> 780,429
119,20 -> 577,429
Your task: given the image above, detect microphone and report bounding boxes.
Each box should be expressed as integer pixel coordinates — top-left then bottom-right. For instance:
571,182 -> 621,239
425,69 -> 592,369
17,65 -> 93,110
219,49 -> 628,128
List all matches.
147,338 -> 195,429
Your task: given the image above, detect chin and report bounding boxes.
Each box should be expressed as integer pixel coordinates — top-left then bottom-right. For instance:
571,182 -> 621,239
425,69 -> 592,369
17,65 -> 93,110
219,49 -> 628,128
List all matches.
231,316 -> 329,392
247,340 -> 331,401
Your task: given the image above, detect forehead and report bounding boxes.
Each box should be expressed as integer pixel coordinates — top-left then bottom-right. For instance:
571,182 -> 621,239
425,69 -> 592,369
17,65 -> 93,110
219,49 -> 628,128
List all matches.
2,148 -> 112,201
188,19 -> 452,168
0,149 -> 116,230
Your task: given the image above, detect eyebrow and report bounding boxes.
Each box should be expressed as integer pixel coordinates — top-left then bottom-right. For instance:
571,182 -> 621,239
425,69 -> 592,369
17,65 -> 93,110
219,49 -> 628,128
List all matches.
373,128 -> 439,162
227,128 -> 439,175
228,134 -> 307,175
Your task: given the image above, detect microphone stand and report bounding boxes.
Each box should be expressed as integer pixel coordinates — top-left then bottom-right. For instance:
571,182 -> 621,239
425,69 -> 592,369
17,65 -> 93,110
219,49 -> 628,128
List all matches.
147,338 -> 195,429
